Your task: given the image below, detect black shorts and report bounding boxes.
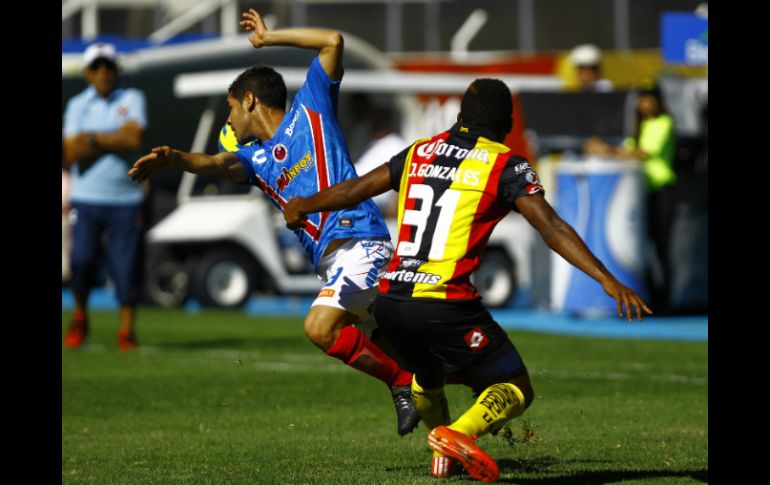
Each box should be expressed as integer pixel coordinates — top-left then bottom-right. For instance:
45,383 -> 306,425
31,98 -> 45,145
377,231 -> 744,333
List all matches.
373,296 -> 527,391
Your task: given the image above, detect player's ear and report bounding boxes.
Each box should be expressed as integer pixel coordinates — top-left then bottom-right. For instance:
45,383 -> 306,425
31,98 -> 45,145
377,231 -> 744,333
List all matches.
244,92 -> 257,112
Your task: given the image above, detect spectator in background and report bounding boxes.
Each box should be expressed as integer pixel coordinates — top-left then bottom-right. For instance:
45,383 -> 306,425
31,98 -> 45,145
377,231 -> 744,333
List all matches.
62,42 -> 148,351
584,84 -> 676,311
569,44 -> 613,92
354,106 -> 405,218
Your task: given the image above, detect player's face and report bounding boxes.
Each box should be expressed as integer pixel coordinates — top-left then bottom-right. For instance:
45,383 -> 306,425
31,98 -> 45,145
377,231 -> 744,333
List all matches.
226,95 -> 251,144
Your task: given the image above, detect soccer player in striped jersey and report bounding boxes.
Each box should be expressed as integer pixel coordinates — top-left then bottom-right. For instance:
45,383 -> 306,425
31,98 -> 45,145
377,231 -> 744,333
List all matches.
283,79 -> 652,482
129,9 -> 420,436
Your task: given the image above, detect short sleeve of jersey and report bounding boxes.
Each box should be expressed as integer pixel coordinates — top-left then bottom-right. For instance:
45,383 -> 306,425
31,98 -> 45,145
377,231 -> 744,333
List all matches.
385,146 -> 411,192
233,145 -> 263,186
497,155 -> 545,212
292,56 -> 341,117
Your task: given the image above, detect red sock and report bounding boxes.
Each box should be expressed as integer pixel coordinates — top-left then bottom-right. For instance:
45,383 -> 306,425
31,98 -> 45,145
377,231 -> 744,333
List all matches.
326,325 -> 412,387
73,309 -> 87,322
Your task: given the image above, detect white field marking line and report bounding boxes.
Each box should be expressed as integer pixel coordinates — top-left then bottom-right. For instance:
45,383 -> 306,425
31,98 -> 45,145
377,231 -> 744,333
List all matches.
536,369 -> 707,386
625,361 -> 707,371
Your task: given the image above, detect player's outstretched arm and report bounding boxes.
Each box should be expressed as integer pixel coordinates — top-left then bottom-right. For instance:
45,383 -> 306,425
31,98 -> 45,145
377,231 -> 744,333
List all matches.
129,146 -> 247,184
240,8 -> 343,80
284,164 -> 392,229
515,192 -> 652,321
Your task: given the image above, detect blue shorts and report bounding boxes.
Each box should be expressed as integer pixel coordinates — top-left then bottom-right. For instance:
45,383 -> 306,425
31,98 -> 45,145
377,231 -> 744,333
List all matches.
69,202 -> 143,305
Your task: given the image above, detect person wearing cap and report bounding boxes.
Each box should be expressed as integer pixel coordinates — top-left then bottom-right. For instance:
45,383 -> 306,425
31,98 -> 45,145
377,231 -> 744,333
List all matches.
62,42 -> 148,351
569,44 -> 613,93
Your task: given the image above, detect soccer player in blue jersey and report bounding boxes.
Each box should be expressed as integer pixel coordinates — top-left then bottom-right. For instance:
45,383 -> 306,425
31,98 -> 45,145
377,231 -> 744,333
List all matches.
129,9 -> 419,435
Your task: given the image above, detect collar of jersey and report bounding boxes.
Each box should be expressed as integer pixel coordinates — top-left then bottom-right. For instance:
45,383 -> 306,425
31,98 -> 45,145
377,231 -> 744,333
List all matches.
450,121 -> 499,142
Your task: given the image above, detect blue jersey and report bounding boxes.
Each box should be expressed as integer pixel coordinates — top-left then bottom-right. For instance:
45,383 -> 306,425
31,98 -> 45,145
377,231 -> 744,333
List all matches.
233,57 -> 389,270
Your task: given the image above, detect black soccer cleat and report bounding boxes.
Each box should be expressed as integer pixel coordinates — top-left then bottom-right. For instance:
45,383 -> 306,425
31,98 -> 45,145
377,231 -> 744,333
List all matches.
391,386 -> 421,436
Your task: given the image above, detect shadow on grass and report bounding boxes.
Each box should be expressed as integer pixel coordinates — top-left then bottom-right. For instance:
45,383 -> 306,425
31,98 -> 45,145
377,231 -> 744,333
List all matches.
496,462 -> 708,484
387,458 -> 707,484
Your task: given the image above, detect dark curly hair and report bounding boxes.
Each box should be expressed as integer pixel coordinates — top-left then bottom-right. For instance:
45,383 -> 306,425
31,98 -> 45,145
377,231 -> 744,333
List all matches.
228,65 -> 287,110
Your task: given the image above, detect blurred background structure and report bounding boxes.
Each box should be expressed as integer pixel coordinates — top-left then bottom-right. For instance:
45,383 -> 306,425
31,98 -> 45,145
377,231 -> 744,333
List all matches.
62,0 -> 707,316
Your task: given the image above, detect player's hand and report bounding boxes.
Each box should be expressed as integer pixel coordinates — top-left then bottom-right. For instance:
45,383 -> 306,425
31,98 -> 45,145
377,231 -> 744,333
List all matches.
241,9 -> 268,49
129,146 -> 176,182
284,196 -> 308,230
602,278 -> 653,322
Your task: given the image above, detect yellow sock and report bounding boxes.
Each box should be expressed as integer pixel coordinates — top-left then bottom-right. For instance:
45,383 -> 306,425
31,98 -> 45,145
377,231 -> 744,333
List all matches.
449,383 -> 526,438
411,375 -> 451,431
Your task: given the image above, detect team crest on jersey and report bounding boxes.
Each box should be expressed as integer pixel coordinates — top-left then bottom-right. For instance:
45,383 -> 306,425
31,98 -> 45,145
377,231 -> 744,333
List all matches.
277,152 -> 315,191
272,143 -> 288,162
119,105 -> 129,117
525,171 -> 540,185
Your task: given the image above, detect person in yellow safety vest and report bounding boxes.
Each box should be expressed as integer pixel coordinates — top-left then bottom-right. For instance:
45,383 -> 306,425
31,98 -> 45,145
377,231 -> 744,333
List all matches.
583,83 -> 677,312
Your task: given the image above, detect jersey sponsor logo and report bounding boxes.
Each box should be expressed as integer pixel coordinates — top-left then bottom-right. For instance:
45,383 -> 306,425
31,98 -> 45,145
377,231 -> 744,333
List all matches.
339,218 -> 352,227
382,269 -> 441,285
464,327 -> 490,351
252,149 -> 268,164
277,152 -> 315,191
285,110 -> 300,137
272,143 -> 288,162
415,139 -> 490,163
318,288 -> 336,298
514,162 -> 530,173
407,163 -> 481,186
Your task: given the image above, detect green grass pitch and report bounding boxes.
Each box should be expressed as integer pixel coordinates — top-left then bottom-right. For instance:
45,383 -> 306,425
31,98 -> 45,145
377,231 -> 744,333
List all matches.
62,308 -> 707,484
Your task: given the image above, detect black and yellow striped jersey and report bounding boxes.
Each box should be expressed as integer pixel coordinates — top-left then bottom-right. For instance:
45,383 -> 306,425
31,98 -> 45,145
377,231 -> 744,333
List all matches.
380,122 -> 544,301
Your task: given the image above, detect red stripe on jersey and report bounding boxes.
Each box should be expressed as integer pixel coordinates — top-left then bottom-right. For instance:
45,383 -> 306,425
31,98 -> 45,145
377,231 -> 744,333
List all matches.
253,171 -> 321,241
379,131 -> 452,295
304,106 -> 331,240
445,151 -> 512,299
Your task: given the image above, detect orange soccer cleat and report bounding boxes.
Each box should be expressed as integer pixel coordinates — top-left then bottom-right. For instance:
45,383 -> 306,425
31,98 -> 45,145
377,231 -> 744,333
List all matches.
428,426 -> 499,483
431,454 -> 458,479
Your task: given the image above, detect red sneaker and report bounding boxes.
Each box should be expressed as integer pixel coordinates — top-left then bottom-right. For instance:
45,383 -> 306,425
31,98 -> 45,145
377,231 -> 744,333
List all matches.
431,454 -> 458,479
63,318 -> 88,349
428,426 -> 499,483
118,329 -> 138,352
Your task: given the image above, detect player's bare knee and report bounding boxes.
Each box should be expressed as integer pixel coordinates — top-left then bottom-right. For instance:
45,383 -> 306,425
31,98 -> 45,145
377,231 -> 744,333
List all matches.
303,316 -> 336,350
